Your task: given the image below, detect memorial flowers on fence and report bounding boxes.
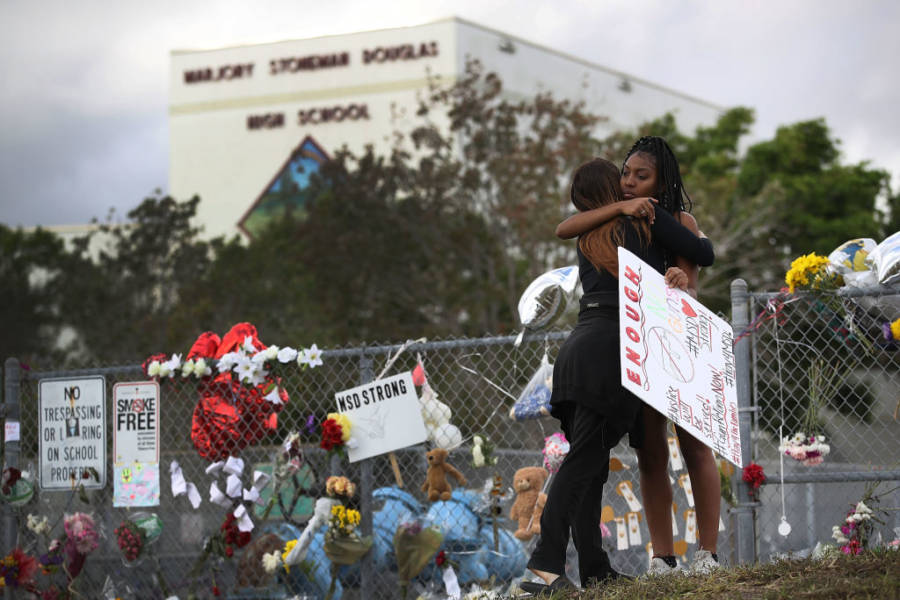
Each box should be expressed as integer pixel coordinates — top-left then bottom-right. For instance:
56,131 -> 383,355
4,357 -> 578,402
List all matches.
322,502 -> 372,600
393,519 -> 443,599
142,322 -> 322,462
742,462 -> 766,502
1,467 -> 34,507
319,412 -> 356,458
471,433 -> 498,468
779,360 -> 836,466
0,547 -> 38,591
831,481 -> 896,554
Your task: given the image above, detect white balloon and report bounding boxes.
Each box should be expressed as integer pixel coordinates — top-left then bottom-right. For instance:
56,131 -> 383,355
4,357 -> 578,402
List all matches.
517,265 -> 580,330
423,399 -> 452,426
869,231 -> 900,286
430,423 -> 463,450
827,238 -> 876,275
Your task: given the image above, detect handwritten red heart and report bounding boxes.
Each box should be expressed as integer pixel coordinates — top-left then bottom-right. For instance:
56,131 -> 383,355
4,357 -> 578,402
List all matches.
681,298 -> 697,318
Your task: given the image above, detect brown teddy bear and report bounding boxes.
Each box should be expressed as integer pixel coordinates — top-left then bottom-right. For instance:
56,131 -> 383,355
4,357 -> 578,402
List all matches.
509,466 -> 549,540
422,447 -> 467,501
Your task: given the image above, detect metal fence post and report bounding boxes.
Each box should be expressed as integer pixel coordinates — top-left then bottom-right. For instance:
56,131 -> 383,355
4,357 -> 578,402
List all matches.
730,279 -> 757,564
2,358 -> 22,559
358,351 -> 376,595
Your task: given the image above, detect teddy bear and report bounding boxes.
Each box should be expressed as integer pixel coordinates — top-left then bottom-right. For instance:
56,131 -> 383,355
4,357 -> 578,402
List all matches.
509,466 -> 549,540
422,447 -> 467,501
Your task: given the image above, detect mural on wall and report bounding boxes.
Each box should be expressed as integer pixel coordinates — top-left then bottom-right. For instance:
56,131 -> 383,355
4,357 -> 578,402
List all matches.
239,136 -> 329,238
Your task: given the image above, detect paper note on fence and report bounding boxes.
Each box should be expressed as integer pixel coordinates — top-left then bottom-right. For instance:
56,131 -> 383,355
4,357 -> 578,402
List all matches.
617,247 -> 743,467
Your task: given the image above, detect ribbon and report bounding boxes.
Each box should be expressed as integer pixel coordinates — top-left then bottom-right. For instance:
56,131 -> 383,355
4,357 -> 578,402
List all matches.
205,461 -> 225,476
209,481 -> 233,508
233,504 -> 254,532
442,565 -> 461,599
225,474 -> 242,498
170,460 -> 202,509
223,456 -> 245,476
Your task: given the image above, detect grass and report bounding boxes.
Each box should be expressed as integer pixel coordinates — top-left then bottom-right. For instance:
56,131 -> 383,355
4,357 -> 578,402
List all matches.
530,550 -> 900,600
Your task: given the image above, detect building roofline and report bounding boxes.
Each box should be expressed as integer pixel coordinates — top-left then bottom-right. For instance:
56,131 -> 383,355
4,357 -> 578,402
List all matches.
170,15 -> 724,112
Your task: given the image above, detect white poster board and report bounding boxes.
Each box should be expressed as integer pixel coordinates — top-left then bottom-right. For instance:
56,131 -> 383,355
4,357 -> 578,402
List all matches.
334,372 -> 428,463
112,381 -> 161,507
38,376 -> 107,490
617,247 -> 743,467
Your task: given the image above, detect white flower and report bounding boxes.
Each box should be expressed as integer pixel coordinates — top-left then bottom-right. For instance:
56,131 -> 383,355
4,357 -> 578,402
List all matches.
217,351 -> 240,373
26,514 -> 51,536
305,344 -> 323,368
346,437 -> 359,450
147,360 -> 161,377
473,435 -> 484,447
234,357 -> 257,384
277,347 -> 298,363
832,525 -> 849,544
193,358 -> 211,377
181,359 -> 195,378
251,350 -> 268,366
264,386 -> 283,406
264,346 -> 279,361
249,366 -> 269,387
160,353 -> 181,378
855,501 -> 873,516
242,335 -> 257,353
261,550 -> 282,573
472,445 -> 485,468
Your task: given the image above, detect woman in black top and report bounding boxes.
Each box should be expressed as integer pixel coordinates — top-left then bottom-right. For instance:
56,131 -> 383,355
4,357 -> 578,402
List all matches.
525,157 -> 713,591
556,137 -> 723,575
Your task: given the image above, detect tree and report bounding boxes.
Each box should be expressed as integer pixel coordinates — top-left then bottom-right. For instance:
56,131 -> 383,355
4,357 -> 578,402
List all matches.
57,193 -> 224,363
0,225 -> 69,367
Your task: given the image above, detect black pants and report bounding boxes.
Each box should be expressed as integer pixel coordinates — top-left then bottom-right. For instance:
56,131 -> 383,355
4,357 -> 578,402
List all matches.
527,402 -> 615,586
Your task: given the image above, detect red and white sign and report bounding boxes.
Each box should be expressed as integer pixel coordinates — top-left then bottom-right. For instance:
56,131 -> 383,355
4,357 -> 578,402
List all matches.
113,381 -> 160,464
618,247 -> 743,467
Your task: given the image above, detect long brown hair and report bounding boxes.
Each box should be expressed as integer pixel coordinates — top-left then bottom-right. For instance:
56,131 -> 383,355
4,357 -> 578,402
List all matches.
572,158 -> 650,277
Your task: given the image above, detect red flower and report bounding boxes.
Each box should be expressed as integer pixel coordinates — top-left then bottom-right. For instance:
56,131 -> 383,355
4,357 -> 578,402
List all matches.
1,467 -> 22,495
435,550 -> 446,567
212,585 -> 221,596
225,546 -> 234,557
216,322 -> 266,358
320,418 -> 344,451
742,462 -> 766,500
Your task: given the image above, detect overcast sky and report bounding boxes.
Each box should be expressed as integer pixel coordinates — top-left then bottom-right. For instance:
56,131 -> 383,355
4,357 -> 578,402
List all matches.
1,0 -> 898,228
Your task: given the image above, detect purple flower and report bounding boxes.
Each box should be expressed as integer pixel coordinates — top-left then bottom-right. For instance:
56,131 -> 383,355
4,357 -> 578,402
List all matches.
305,414 -> 316,435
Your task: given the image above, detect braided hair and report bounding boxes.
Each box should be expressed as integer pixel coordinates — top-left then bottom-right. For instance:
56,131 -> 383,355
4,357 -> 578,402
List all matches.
622,136 -> 693,215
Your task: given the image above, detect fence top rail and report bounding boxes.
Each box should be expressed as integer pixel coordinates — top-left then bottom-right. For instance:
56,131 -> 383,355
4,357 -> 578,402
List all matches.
749,284 -> 899,302
14,330 -> 573,380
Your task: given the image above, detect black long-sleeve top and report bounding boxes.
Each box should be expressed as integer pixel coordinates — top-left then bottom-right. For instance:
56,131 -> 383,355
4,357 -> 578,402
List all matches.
578,208 -> 714,295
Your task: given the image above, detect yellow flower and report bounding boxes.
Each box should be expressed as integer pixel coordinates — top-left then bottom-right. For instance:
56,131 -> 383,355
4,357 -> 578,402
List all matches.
327,412 -> 352,442
785,253 -> 832,293
891,318 -> 900,341
282,539 -> 298,573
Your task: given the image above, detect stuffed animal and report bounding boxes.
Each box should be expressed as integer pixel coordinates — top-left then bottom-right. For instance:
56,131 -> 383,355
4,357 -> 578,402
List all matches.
236,532 -> 284,588
509,466 -> 549,540
422,448 -> 467,501
530,492 -> 547,537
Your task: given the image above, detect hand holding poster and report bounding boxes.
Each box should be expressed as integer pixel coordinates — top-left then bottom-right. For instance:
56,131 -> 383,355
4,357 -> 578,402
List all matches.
617,247 -> 743,467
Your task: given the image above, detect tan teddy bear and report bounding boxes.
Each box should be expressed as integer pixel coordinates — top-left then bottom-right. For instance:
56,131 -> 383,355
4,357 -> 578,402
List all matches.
422,447 -> 467,501
509,466 -> 549,540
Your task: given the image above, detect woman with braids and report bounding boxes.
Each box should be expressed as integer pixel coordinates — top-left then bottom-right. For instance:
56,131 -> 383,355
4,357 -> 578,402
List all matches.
555,136 -> 722,576
522,157 -> 713,595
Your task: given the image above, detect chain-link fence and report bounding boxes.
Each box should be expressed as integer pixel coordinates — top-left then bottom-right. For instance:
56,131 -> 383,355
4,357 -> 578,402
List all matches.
1,279 -> 898,598
737,282 -> 900,562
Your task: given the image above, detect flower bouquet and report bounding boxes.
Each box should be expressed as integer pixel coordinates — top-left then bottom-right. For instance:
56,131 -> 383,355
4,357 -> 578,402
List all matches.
319,412 -> 356,458
471,433 -> 498,468
779,360 -> 836,466
0,547 -> 39,591
322,504 -> 372,600
393,519 -> 443,599
742,462 -> 766,502
114,512 -> 162,565
1,467 -> 35,507
784,252 -> 874,353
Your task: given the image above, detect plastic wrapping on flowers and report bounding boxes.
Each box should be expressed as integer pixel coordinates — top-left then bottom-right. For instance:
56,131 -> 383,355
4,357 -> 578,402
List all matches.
393,518 -> 443,597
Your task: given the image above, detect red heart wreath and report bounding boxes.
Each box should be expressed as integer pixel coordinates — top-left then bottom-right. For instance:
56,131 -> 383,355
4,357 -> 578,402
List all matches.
188,323 -> 289,461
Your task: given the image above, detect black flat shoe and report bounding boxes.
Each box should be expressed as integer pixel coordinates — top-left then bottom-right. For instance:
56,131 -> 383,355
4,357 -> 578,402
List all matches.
520,576 -> 577,596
